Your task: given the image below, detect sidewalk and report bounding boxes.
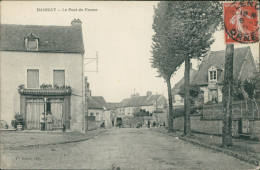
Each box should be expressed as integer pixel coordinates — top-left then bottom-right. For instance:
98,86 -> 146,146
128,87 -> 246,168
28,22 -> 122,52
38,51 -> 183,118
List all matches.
1,129 -> 108,150
150,127 -> 259,166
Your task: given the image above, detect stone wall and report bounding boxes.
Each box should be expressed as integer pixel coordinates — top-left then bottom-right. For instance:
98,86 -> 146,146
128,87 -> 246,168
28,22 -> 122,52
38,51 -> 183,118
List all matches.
173,115 -> 259,139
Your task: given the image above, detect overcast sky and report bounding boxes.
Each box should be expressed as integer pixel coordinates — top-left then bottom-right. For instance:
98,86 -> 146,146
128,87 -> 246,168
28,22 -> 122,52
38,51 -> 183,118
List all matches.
2,1 -> 259,103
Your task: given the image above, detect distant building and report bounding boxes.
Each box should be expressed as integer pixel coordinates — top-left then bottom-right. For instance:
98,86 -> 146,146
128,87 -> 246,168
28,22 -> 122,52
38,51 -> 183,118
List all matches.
106,102 -> 119,126
87,96 -> 110,127
85,78 -> 111,127
1,19 -> 85,132
117,91 -> 167,117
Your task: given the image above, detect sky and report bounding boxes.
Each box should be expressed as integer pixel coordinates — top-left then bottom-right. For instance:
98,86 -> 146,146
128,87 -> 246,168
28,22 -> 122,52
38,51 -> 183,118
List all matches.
1,1 -> 259,103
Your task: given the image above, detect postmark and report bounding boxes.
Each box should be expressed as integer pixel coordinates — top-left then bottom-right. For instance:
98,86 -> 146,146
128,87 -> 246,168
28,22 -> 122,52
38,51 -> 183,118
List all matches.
224,1 -> 259,44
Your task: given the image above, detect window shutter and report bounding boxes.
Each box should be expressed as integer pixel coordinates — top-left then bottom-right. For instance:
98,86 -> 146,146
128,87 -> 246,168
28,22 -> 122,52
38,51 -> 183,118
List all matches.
27,69 -> 39,88
53,70 -> 65,87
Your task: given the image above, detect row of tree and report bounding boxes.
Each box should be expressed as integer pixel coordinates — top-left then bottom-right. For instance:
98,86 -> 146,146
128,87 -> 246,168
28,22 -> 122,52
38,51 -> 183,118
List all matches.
151,1 -> 223,136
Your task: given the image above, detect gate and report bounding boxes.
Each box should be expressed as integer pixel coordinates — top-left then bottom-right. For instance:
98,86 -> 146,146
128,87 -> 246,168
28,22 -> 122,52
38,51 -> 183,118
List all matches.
26,99 -> 44,130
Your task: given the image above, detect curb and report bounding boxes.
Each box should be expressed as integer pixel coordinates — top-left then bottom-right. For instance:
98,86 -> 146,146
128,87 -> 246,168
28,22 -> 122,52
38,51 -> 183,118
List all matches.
2,130 -> 108,150
151,129 -> 259,166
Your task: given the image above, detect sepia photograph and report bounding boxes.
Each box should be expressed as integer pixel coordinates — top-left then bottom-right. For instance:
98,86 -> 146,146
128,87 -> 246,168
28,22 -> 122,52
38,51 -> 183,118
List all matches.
0,1 -> 259,169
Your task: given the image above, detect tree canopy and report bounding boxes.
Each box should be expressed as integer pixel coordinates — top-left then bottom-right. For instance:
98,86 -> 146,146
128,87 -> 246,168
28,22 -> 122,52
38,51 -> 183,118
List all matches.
151,2 -> 184,79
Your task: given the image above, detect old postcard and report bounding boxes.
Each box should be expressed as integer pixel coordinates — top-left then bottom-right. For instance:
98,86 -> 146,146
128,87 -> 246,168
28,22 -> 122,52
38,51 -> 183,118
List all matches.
1,1 -> 259,169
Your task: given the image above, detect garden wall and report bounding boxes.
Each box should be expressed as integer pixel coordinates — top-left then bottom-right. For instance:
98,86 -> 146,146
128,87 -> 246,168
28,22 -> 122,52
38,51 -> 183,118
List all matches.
173,115 -> 259,139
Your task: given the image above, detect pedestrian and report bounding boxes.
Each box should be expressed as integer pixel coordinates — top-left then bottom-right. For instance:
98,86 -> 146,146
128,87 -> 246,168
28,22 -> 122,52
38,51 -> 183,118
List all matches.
46,112 -> 54,131
40,113 -> 45,131
148,120 -> 150,128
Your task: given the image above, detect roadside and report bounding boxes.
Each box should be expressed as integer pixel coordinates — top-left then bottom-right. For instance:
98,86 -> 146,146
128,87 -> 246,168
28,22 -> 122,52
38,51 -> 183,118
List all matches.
150,127 -> 259,166
1,129 -> 108,150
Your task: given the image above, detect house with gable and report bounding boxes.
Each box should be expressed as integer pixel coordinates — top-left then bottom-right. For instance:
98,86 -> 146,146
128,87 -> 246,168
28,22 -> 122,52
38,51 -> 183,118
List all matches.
1,19 -> 85,132
87,96 -> 111,127
192,46 -> 256,103
172,68 -> 198,106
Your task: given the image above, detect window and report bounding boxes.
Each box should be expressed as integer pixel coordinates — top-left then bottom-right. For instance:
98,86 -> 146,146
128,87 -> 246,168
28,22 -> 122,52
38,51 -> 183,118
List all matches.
210,71 -> 217,80
27,69 -> 39,88
53,70 -> 65,87
25,33 -> 38,51
90,113 -> 94,116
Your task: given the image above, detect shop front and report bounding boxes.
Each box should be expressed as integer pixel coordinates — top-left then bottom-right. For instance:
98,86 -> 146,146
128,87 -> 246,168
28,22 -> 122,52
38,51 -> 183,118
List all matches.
19,89 -> 71,130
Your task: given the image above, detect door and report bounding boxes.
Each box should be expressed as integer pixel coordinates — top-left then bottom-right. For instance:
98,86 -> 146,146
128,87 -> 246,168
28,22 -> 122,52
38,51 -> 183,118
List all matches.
48,98 -> 64,129
26,99 -> 44,130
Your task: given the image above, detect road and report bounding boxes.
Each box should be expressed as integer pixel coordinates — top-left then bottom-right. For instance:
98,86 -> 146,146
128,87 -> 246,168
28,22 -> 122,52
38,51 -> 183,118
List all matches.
1,128 -> 256,169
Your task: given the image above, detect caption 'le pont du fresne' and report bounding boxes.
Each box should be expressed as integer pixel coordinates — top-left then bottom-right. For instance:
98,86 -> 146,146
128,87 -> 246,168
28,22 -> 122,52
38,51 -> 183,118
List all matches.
37,8 -> 97,12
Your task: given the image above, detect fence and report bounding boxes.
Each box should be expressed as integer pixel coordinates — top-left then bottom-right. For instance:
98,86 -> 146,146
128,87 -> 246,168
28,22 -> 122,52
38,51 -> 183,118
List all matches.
203,99 -> 260,119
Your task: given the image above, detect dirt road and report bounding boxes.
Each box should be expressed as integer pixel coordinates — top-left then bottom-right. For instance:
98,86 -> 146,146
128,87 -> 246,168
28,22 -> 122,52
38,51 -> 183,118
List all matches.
1,128 -> 256,169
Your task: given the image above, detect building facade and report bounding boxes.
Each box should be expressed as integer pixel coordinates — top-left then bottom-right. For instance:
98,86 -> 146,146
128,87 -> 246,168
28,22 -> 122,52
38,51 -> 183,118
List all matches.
1,20 -> 85,132
192,47 -> 256,103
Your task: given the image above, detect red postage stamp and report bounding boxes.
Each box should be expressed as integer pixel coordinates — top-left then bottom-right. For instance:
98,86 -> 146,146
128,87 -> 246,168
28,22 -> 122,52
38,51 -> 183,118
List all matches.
224,1 -> 259,44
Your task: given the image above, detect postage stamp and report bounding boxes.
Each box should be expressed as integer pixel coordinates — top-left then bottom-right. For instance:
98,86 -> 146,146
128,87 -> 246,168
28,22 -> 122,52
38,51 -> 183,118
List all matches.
224,1 -> 259,44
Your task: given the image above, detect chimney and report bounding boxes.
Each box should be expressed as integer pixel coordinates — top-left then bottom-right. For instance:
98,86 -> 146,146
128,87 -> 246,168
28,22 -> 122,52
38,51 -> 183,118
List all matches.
147,91 -> 152,98
71,19 -> 82,26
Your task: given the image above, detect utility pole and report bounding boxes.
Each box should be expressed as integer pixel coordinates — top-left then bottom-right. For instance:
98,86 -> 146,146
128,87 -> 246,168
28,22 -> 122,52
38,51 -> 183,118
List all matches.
222,44 -> 234,147
156,92 -> 158,124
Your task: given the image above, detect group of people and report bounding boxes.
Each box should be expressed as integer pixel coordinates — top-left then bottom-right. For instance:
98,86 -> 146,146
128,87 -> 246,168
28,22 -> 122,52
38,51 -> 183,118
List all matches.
40,112 -> 54,131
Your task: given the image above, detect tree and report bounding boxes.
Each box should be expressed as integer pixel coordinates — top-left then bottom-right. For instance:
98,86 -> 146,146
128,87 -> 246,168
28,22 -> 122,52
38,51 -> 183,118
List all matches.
165,1 -> 223,136
178,84 -> 202,105
151,2 -> 184,132
222,44 -> 234,147
232,79 -> 245,101
243,71 -> 260,100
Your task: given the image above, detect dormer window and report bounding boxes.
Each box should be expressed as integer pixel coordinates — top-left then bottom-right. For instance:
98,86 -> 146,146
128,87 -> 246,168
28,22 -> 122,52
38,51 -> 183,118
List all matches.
25,33 -> 39,51
208,66 -> 217,82
210,71 -> 217,80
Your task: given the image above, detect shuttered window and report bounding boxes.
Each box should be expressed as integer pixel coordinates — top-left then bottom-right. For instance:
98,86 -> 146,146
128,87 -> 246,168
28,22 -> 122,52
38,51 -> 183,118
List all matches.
53,70 -> 65,87
27,69 -> 39,88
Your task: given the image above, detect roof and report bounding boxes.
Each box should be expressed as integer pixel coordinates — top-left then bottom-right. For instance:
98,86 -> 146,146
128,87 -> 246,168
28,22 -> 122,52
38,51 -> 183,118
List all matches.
1,24 -> 84,53
91,96 -> 109,109
117,98 -> 132,108
106,102 -> 119,110
192,47 -> 251,85
142,95 -> 161,106
172,68 -> 197,95
117,94 -> 164,107
125,96 -> 147,107
87,96 -> 103,110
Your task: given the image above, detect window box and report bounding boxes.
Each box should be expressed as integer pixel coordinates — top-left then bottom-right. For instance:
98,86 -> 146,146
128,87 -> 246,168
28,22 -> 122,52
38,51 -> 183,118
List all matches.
18,88 -> 72,96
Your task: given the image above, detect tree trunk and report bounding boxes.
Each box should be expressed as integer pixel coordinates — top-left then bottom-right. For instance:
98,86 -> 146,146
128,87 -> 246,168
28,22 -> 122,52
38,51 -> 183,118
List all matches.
222,44 -> 234,147
184,56 -> 192,136
166,76 -> 174,132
